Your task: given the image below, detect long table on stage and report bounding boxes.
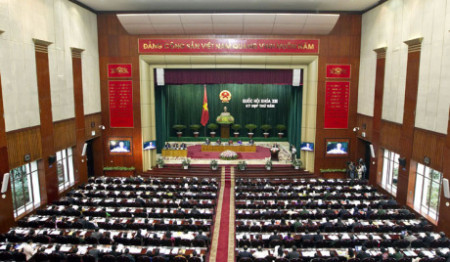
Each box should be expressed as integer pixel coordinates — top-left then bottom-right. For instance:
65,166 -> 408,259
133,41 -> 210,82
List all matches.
162,149 -> 187,157
201,145 -> 256,152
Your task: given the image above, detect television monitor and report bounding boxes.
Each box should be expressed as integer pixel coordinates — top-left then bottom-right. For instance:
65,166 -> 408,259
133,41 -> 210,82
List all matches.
109,138 -> 132,155
143,140 -> 156,150
326,139 -> 349,156
300,142 -> 314,152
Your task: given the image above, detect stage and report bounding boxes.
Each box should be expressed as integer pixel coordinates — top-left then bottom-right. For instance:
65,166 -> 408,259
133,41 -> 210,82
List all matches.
159,141 -> 292,166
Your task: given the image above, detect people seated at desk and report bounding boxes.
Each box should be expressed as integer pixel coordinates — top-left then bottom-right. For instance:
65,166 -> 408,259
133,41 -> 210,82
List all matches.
238,246 -> 253,259
194,230 -> 210,246
234,177 -> 448,262
286,246 -> 300,259
356,246 -> 371,259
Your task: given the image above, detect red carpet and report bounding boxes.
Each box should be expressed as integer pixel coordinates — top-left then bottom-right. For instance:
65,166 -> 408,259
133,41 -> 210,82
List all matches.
215,168 -> 232,262
187,145 -> 270,159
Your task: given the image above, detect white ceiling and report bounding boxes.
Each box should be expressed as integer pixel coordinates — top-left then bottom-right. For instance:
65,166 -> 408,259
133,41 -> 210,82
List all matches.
74,0 -> 380,12
117,13 -> 340,35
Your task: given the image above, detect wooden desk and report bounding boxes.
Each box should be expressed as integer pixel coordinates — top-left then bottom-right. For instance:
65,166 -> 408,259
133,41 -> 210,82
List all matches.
201,145 -> 256,152
162,149 -> 187,157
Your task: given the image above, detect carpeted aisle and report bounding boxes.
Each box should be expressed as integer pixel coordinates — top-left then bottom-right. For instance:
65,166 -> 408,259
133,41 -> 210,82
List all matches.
209,166 -> 235,262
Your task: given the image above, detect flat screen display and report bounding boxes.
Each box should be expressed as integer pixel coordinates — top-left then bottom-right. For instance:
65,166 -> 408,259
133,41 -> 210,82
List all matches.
300,142 -> 314,152
143,141 -> 156,150
109,139 -> 132,154
326,139 -> 349,156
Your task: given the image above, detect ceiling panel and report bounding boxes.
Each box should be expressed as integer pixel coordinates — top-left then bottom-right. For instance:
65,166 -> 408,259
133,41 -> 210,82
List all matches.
117,13 -> 340,35
74,0 -> 380,12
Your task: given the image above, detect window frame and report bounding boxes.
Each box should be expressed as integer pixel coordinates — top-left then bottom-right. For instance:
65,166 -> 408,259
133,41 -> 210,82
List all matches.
56,147 -> 75,192
380,148 -> 400,196
413,163 -> 442,222
10,161 -> 41,218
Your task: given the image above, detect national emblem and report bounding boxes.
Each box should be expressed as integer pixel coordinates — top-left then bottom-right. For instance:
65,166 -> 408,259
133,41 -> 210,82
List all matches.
219,90 -> 231,103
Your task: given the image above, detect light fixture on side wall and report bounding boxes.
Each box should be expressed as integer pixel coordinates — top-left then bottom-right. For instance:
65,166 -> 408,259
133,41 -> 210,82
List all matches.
1,173 -> 9,199
98,125 -> 106,130
352,127 -> 360,132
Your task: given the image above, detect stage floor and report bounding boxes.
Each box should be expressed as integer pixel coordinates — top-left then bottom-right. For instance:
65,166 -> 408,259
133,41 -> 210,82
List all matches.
160,141 -> 292,166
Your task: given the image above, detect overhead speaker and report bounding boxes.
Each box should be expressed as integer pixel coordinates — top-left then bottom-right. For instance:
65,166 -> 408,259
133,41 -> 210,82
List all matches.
369,144 -> 375,158
48,155 -> 56,166
292,69 -> 301,86
156,68 -> 165,86
398,157 -> 406,168
81,143 -> 88,157
1,173 -> 10,194
443,178 -> 450,199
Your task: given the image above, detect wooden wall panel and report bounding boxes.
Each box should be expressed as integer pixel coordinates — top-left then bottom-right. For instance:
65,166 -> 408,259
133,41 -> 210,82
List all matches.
356,114 -> 373,141
379,121 -> 403,153
84,113 -> 102,140
437,109 -> 450,234
6,127 -> 42,169
412,128 -> 446,171
53,119 -> 76,151
0,74 -> 15,233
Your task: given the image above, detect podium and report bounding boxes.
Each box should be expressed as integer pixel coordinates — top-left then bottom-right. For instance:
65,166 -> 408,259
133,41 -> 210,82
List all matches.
220,124 -> 230,138
270,150 -> 279,161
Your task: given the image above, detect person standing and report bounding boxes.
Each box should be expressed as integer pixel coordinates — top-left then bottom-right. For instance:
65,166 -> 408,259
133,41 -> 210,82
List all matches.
291,145 -> 297,162
21,240 -> 36,261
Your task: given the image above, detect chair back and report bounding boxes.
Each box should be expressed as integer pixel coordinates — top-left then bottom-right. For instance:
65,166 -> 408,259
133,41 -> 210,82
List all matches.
137,256 -> 152,262
67,254 -> 82,262
100,255 -> 117,262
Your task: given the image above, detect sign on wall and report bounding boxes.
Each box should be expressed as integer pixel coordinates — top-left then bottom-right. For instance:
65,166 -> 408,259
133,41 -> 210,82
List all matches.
326,64 -> 351,78
138,38 -> 319,54
108,80 -> 134,128
324,81 -> 350,129
108,64 -> 132,78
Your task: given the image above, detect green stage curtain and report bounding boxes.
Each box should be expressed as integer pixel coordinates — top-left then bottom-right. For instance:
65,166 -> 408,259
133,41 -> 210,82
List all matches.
155,84 -> 302,152
288,86 -> 303,158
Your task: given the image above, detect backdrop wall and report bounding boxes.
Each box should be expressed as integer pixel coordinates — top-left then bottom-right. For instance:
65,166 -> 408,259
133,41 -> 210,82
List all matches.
155,83 -> 301,151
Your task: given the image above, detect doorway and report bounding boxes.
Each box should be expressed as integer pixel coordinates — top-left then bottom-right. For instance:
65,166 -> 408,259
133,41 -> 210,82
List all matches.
86,140 -> 95,178
357,138 -> 372,180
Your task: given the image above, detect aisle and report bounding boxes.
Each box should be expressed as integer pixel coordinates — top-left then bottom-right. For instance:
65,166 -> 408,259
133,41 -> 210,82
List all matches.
209,166 -> 235,262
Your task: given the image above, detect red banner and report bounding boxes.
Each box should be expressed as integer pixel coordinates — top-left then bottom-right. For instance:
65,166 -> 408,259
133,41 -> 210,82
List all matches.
108,80 -> 134,128
326,64 -> 351,78
108,64 -> 132,78
324,81 -> 350,129
138,38 -> 319,54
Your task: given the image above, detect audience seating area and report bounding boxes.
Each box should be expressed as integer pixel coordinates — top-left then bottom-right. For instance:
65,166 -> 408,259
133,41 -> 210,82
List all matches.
234,178 -> 450,262
0,176 -> 217,262
0,175 -> 449,262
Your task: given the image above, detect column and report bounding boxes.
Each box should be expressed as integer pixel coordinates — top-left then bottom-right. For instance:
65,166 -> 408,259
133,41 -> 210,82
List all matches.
71,48 -> 88,184
33,39 -> 58,203
399,38 -> 423,206
371,47 -> 387,186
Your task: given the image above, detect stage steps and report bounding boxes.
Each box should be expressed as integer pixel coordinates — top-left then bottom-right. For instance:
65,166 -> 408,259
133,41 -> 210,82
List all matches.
142,164 -> 314,179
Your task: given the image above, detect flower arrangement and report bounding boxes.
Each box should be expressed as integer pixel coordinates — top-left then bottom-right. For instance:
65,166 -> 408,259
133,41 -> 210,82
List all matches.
156,158 -> 164,168
210,160 -> 219,170
220,150 -> 238,160
237,161 -> 247,171
103,166 -> 135,171
292,159 -> 302,169
181,158 -> 191,168
265,159 -> 272,170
